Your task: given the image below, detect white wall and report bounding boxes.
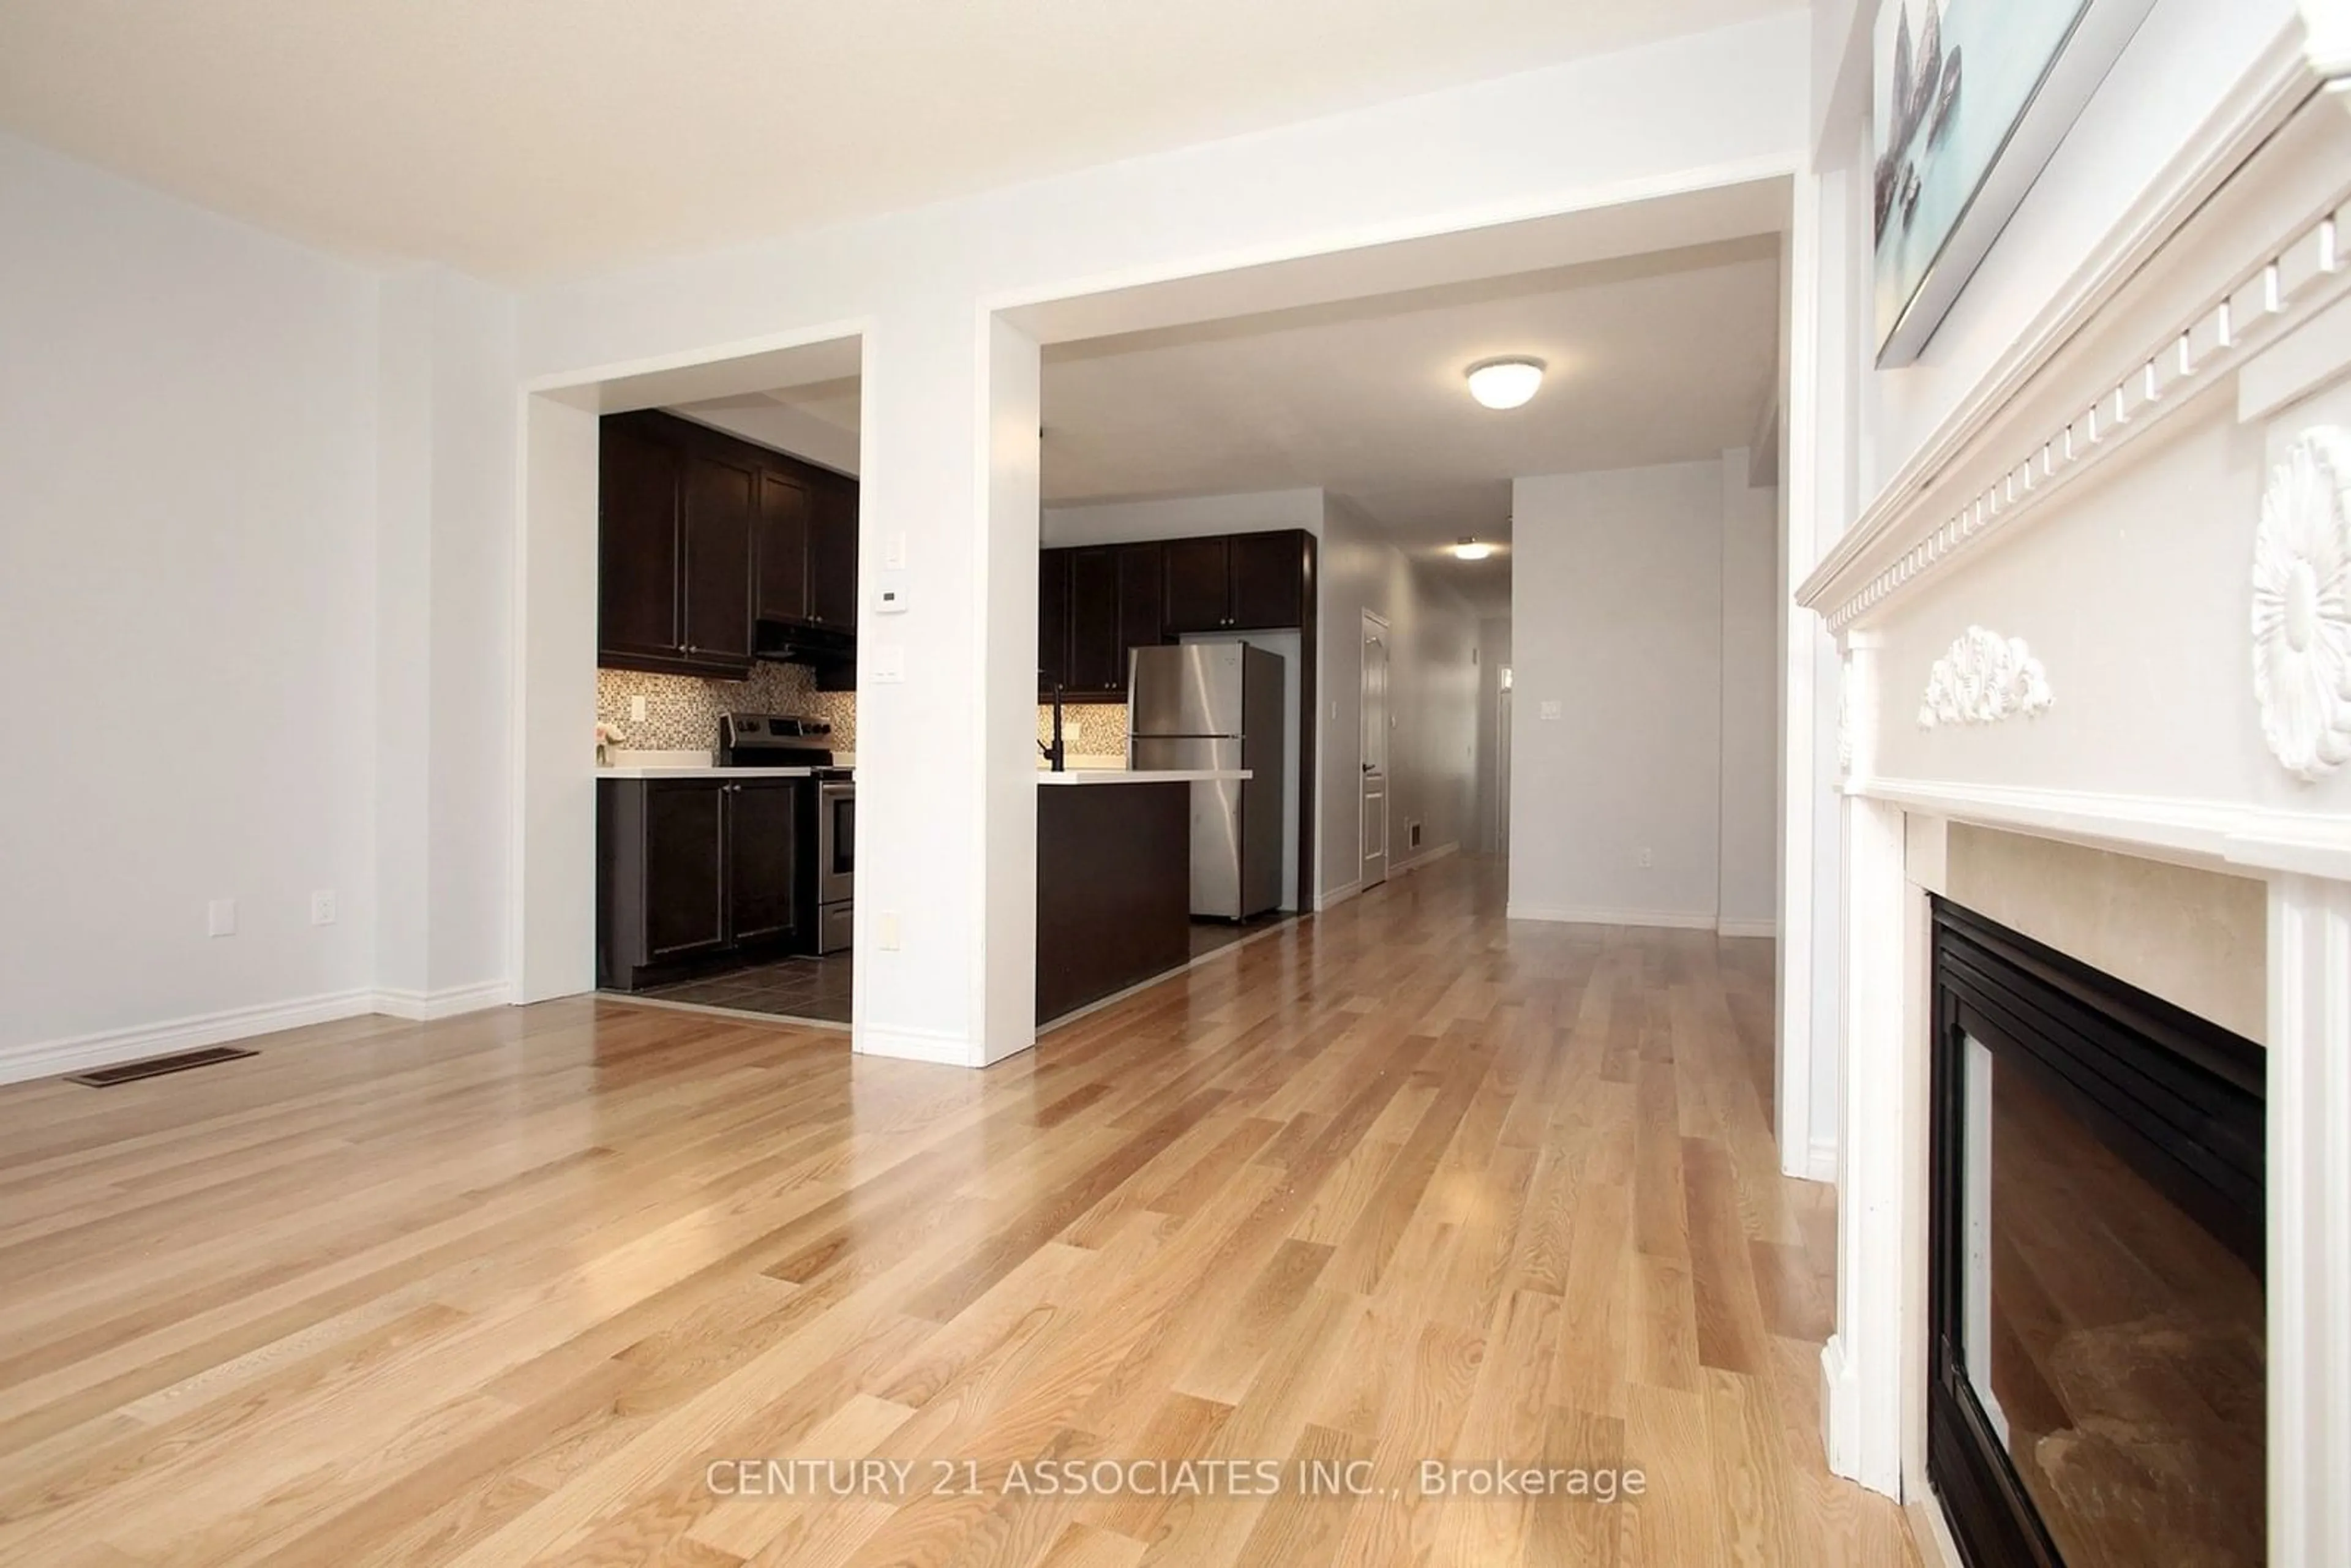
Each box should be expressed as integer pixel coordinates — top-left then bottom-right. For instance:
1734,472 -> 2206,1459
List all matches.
0,133 -> 382,1074
1318,497 -> 1479,901
1041,487 -> 1322,547
1510,458 -> 1778,929
375,268 -> 519,1009
1719,448 -> 1780,932
673,401 -> 860,477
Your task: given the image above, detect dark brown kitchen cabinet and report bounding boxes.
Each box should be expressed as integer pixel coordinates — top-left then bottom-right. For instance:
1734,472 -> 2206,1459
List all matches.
638,782 -> 729,966
808,472 -> 859,631
1065,547 -> 1123,692
600,409 -> 857,677
1161,536 -> 1231,634
1229,531 -> 1306,629
724,779 -> 801,945
754,470 -> 811,625
1038,550 -> 1070,694
598,418 -> 686,664
598,776 -> 804,990
1162,530 -> 1308,632
1041,542 -> 1166,699
680,450 -> 756,667
1115,543 -> 1164,666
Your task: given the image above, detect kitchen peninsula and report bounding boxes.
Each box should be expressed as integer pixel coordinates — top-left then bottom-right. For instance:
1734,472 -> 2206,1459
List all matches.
1035,766 -> 1248,1023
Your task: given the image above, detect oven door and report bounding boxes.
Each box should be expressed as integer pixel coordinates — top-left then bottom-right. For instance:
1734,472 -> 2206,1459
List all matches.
816,781 -> 854,908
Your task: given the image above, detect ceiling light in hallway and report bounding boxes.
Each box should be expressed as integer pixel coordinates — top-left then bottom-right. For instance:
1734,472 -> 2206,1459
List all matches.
1465,357 -> 1545,409
1452,537 -> 1496,560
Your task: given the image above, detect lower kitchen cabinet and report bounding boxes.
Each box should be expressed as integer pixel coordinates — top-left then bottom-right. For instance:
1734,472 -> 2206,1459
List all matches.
599,777 -> 803,990
725,780 -> 801,945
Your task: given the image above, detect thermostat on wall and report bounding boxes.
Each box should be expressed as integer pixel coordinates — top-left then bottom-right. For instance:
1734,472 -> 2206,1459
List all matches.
874,584 -> 907,614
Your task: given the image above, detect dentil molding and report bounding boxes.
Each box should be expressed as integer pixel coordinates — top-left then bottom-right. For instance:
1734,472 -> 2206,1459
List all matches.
1918,627 -> 2053,730
2254,426 -> 2351,781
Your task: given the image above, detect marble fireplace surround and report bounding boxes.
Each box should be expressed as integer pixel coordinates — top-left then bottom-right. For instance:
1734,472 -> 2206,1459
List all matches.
1796,19 -> 2351,1566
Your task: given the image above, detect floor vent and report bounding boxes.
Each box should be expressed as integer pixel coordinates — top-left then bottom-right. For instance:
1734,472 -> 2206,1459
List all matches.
66,1046 -> 257,1087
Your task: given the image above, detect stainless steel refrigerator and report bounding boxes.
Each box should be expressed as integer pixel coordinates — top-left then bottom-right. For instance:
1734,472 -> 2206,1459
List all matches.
1128,643 -> 1286,920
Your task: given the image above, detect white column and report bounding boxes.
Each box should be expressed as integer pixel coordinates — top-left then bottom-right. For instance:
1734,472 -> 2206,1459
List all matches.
2268,874 -> 2351,1564
850,298 -> 1041,1066
1822,631 -> 1907,1498
373,267 -> 520,1016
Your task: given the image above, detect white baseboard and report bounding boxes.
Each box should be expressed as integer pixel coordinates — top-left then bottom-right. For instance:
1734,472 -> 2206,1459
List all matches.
1804,1132 -> 1839,1184
1390,841 -> 1460,876
1316,878 -> 1365,911
1505,904 -> 1720,931
1,988 -> 378,1087
1715,916 -> 1780,938
854,1022 -> 974,1066
369,981 -> 513,1021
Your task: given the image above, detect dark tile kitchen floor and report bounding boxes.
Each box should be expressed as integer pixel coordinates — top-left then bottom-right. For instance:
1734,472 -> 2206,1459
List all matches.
634,953 -> 853,1024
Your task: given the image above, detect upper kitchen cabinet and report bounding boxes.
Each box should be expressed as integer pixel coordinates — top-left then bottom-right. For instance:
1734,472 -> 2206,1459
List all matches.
1162,529 -> 1310,632
753,470 -> 811,626
599,410 -> 858,677
807,470 -> 859,632
1160,536 -> 1230,634
1038,550 -> 1071,694
598,416 -> 688,667
1042,541 -> 1164,699
598,411 -> 752,676
680,447 -> 756,667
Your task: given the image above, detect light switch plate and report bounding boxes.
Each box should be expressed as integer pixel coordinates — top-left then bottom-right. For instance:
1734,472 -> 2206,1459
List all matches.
207,898 -> 237,938
877,912 -> 901,950
1540,700 -> 1562,721
884,532 -> 908,570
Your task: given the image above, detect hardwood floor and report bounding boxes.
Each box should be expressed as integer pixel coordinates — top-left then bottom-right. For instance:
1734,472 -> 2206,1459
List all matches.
0,857 -> 1916,1567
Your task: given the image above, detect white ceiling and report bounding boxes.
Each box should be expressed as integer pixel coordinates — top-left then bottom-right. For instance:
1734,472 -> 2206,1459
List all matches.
728,234 -> 1781,612
0,0 -> 1793,280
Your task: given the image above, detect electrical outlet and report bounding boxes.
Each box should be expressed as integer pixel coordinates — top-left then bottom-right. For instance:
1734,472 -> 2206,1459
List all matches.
1539,700 -> 1562,721
310,890 -> 337,926
873,645 -> 906,683
877,913 -> 902,951
1637,847 -> 1654,868
207,898 -> 237,938
629,694 -> 647,722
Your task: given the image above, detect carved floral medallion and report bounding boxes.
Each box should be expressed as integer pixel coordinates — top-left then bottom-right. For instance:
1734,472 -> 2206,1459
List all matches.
2252,427 -> 2351,782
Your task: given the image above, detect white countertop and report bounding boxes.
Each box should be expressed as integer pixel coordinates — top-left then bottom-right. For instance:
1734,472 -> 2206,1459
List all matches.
1037,768 -> 1251,785
598,764 -> 822,779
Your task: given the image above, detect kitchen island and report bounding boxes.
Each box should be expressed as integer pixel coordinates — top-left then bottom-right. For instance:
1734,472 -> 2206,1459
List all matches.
1035,767 -> 1248,1024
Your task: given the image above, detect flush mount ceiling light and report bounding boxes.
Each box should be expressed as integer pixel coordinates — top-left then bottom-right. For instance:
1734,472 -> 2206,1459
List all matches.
1465,356 -> 1545,410
1452,537 -> 1496,561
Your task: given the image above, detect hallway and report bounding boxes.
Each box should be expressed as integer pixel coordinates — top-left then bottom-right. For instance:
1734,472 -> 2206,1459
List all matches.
0,857 -> 1914,1566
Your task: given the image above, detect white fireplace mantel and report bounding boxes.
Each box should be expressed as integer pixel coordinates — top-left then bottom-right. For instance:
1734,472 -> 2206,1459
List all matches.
1799,11 -> 2351,1564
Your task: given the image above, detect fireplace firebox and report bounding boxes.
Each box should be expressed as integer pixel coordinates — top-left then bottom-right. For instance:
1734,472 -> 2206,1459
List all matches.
1928,899 -> 2267,1568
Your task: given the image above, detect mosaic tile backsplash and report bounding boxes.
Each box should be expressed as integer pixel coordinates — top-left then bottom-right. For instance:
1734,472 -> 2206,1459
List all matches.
1037,701 -> 1130,760
597,664 -> 1130,761
597,664 -> 857,754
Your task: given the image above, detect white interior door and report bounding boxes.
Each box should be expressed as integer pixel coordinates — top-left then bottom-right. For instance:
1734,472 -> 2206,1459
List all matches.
1361,612 -> 1389,889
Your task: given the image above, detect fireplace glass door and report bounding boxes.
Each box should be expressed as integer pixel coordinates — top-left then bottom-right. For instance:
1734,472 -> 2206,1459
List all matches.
1930,901 -> 2266,1568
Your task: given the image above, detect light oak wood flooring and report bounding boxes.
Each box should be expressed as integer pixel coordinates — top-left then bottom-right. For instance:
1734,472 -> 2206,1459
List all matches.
0,857 -> 1917,1566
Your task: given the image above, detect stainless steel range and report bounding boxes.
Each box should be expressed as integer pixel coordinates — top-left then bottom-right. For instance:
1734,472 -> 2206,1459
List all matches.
717,713 -> 853,956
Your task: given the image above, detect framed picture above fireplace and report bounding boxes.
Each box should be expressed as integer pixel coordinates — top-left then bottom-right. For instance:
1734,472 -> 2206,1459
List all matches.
1870,0 -> 2158,366
1925,898 -> 2265,1568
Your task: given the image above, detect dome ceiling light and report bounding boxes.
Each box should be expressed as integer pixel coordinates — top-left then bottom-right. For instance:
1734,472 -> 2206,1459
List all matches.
1452,537 -> 1496,561
1465,356 -> 1545,410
